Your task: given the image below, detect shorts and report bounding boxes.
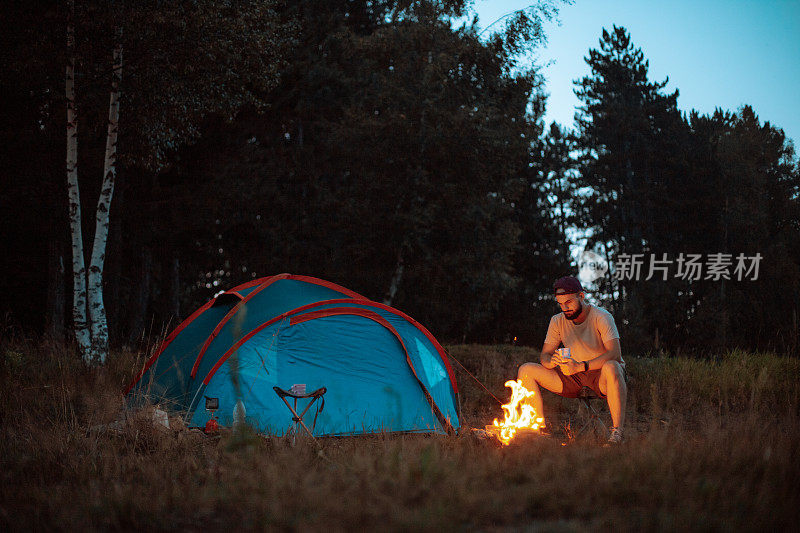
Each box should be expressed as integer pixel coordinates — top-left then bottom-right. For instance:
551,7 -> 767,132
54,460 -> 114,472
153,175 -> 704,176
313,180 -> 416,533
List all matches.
553,366 -> 606,398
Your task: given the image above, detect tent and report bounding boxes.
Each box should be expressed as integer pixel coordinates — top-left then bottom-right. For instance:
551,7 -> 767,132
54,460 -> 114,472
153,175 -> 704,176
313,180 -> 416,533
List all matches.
125,274 -> 460,436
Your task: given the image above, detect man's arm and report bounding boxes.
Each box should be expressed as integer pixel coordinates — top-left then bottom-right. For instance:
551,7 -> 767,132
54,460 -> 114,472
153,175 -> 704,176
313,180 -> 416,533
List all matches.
539,341 -> 561,369
585,338 -> 622,371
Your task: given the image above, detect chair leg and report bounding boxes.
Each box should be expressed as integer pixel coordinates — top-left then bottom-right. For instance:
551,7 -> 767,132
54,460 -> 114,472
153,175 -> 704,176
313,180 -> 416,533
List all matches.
593,415 -> 609,439
574,398 -> 609,441
574,399 -> 594,438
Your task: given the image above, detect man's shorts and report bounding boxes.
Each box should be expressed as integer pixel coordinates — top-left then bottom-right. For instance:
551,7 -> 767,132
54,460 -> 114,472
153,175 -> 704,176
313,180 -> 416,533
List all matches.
552,367 -> 609,398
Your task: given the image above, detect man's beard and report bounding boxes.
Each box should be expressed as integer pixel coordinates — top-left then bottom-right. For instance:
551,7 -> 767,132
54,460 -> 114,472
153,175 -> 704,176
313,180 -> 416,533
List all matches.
564,303 -> 583,320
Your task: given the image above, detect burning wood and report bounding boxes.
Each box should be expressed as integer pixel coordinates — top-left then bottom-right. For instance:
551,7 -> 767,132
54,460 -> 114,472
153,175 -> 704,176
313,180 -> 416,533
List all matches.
486,379 -> 544,445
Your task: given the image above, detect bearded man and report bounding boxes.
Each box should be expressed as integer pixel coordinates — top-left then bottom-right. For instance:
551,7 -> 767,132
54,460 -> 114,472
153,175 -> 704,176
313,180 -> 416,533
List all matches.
518,276 -> 626,444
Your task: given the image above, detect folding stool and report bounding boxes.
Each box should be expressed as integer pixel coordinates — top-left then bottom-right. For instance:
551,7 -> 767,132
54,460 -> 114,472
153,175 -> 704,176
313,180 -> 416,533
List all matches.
573,386 -> 609,441
273,385 -> 327,445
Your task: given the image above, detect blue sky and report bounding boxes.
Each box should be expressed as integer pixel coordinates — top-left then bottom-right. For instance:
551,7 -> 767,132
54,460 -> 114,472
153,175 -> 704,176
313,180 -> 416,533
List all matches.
470,0 -> 800,146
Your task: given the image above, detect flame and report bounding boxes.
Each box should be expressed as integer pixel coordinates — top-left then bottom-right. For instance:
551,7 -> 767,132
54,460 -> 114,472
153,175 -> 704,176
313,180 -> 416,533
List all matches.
491,379 -> 545,445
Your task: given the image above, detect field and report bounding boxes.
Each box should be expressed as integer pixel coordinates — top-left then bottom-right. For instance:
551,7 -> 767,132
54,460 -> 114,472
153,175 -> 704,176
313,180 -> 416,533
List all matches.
2,341 -> 799,531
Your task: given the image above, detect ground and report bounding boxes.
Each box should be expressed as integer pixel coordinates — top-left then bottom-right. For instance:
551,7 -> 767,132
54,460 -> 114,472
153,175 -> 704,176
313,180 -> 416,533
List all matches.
1,341 -> 798,531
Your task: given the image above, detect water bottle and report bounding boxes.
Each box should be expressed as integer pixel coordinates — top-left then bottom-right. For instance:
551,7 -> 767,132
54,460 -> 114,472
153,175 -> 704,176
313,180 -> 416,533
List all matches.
233,399 -> 246,430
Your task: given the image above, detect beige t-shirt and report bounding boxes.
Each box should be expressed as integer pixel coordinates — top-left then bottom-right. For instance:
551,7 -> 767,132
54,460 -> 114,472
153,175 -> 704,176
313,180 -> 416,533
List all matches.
544,304 -> 623,364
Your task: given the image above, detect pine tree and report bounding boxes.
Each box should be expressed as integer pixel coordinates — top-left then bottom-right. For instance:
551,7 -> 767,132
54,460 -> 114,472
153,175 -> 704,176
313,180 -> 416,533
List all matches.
574,26 -> 689,351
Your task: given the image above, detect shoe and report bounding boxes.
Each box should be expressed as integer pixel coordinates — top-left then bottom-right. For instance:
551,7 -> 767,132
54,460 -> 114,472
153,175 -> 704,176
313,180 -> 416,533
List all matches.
605,427 -> 623,445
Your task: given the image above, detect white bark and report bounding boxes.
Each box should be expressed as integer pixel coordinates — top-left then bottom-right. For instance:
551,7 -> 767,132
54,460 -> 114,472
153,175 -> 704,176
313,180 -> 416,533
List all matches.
66,0 -> 91,359
88,30 -> 122,364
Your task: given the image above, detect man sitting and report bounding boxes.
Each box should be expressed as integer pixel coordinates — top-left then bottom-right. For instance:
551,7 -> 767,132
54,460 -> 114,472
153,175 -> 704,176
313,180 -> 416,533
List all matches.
518,276 -> 627,444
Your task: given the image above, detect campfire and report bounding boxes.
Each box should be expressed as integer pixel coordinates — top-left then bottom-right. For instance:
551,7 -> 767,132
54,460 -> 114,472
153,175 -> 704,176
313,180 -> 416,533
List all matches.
487,379 -> 545,445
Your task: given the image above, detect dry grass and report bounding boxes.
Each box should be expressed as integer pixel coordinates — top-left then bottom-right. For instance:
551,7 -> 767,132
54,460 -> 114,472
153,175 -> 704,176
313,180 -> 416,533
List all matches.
1,340 -> 798,531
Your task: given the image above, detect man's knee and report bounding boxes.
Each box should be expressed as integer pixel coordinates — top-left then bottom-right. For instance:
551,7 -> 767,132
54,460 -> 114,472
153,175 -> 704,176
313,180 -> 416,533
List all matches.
518,362 -> 543,381
601,360 -> 625,385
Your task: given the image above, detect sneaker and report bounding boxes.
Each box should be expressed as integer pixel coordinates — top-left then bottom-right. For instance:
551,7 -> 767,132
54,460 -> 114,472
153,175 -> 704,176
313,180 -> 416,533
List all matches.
605,427 -> 623,445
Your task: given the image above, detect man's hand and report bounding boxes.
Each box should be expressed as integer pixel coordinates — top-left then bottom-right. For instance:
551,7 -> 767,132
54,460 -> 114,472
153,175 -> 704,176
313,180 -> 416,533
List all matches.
558,358 -> 583,376
540,341 -> 561,369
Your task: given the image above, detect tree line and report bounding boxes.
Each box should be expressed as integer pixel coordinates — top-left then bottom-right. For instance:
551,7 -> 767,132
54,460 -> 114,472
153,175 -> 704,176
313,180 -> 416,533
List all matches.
1,1 -> 797,360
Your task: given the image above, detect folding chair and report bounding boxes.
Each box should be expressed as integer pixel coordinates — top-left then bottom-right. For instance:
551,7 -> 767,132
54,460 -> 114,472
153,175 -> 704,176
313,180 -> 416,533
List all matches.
573,386 -> 610,441
273,385 -> 327,445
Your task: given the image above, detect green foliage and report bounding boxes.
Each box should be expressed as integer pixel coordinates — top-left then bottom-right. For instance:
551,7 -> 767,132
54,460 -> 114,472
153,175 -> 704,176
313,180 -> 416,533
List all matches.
79,0 -> 298,169
488,123 -> 577,344
573,26 -> 690,352
3,3 -> 797,356
153,0 -> 563,340
574,26 -> 800,355
682,107 -> 800,352
3,0 -> 297,168
0,0 -> 296,342
326,12 -> 540,335
574,25 -> 686,257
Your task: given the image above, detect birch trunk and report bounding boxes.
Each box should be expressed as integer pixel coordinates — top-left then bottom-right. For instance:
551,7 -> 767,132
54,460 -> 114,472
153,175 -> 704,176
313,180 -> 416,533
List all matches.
87,30 -> 122,364
66,0 -> 91,359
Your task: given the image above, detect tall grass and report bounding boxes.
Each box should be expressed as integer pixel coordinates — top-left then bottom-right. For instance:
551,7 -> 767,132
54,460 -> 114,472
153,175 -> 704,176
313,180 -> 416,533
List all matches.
1,340 -> 798,531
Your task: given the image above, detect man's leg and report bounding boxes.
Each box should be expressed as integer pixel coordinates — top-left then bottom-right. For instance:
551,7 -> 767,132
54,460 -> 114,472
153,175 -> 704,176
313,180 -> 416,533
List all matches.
598,360 -> 626,429
517,363 -> 564,427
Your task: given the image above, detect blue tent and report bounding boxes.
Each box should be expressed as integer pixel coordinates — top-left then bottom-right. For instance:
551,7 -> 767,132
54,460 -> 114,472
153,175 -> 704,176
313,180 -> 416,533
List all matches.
125,274 -> 459,436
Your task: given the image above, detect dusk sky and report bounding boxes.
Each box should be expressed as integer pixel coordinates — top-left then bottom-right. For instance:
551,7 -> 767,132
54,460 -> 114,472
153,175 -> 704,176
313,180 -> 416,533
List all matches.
471,0 -> 800,146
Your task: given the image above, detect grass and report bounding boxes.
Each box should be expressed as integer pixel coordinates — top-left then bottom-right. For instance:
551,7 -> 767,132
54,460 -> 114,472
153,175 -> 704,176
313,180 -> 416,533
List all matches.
1,340 -> 799,531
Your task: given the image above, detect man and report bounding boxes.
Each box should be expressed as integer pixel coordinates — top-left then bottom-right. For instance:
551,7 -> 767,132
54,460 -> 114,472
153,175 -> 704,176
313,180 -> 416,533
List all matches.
518,276 -> 627,444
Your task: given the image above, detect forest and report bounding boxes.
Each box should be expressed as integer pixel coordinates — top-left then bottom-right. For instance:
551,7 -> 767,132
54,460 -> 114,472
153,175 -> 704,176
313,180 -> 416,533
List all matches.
2,0 -> 799,361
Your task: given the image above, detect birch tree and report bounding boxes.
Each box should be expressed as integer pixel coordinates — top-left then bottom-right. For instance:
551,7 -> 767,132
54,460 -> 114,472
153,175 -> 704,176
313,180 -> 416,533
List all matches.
65,0 -> 295,363
65,2 -> 122,364
66,0 -> 91,358
85,27 -> 122,361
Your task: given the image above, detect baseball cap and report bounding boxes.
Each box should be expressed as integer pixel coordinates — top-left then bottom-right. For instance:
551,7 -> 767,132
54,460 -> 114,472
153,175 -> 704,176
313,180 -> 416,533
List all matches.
553,276 -> 584,295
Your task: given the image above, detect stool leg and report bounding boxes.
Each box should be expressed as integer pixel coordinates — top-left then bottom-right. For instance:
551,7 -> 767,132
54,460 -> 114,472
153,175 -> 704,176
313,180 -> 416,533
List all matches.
574,399 -> 609,441
292,398 -> 299,446
587,402 -> 609,440
276,395 -> 322,448
575,399 -> 593,438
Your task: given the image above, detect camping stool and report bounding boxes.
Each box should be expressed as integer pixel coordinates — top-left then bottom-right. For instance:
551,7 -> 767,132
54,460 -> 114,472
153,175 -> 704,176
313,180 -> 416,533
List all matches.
573,386 -> 609,441
273,385 -> 327,446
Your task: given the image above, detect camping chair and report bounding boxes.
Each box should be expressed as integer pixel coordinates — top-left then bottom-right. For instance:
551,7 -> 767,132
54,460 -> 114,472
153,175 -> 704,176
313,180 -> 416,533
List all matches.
573,387 -> 609,441
273,385 -> 327,445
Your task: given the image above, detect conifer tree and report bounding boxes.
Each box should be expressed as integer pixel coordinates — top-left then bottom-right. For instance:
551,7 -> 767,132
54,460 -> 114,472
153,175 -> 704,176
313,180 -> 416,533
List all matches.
574,26 -> 689,350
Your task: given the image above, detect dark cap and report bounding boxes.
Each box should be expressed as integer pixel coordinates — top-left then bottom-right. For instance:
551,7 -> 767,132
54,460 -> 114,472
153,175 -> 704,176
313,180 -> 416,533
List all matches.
553,276 -> 584,295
